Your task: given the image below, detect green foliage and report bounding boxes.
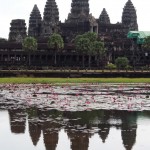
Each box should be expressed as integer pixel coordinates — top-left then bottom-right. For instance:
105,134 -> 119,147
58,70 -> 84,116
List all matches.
143,36 -> 150,50
125,65 -> 133,70
75,35 -> 90,54
75,32 -> 97,54
105,63 -> 116,70
47,33 -> 64,65
48,33 -> 64,50
93,41 -> 105,55
22,37 -> 37,51
115,57 -> 129,69
141,65 -> 149,70
83,32 -> 97,54
83,32 -> 97,43
74,35 -> 83,46
75,32 -> 105,55
74,32 -> 105,67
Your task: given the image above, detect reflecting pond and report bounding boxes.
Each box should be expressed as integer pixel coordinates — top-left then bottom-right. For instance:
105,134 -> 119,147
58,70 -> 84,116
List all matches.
0,108 -> 150,150
0,83 -> 150,150
0,83 -> 150,111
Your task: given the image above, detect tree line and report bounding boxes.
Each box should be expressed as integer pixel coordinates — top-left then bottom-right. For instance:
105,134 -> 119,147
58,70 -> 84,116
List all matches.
22,33 -> 150,69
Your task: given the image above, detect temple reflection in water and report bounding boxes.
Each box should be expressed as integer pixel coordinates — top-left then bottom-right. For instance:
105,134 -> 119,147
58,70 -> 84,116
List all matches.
7,107 -> 140,150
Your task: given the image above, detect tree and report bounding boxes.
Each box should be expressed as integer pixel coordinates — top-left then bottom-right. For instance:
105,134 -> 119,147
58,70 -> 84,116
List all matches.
115,57 -> 129,70
48,33 -> 64,65
142,36 -> 150,66
75,32 -> 106,68
83,32 -> 97,67
83,32 -> 97,43
22,36 -> 37,66
143,36 -> 150,50
75,32 -> 98,68
93,40 -> 105,67
75,35 -> 90,67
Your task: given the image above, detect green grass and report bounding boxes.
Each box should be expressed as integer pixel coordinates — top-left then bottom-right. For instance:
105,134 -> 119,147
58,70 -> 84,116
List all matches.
0,77 -> 149,84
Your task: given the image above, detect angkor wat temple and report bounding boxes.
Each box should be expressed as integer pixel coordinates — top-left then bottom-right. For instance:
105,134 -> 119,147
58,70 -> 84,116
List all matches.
0,0 -> 148,69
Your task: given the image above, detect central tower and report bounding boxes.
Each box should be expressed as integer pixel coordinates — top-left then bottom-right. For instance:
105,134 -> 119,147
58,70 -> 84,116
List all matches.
62,0 -> 98,42
66,0 -> 90,23
71,0 -> 89,16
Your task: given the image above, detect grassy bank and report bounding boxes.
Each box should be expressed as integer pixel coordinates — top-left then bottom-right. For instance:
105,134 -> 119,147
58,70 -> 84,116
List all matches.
0,77 -> 149,84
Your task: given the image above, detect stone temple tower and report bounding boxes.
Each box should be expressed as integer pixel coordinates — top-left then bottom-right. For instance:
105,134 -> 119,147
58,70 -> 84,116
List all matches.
122,0 -> 138,31
42,0 -> 59,37
62,0 -> 98,41
28,4 -> 42,38
99,8 -> 110,24
66,0 -> 90,23
9,19 -> 27,42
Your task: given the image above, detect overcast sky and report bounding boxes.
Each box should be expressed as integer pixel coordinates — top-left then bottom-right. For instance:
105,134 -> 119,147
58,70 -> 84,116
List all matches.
0,0 -> 150,39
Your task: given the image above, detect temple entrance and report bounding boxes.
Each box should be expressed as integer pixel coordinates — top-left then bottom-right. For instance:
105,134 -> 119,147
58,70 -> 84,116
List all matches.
90,25 -> 98,33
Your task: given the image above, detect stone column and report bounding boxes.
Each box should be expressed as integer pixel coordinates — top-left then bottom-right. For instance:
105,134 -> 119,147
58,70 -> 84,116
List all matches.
90,26 -> 93,32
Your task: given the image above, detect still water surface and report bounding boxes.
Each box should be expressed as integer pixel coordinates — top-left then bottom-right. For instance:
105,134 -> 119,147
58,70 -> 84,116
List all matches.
0,109 -> 150,150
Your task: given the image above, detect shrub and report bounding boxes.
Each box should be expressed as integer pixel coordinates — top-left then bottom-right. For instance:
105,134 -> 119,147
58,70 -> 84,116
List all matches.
105,63 -> 116,70
125,65 -> 133,70
141,65 -> 149,70
115,57 -> 129,70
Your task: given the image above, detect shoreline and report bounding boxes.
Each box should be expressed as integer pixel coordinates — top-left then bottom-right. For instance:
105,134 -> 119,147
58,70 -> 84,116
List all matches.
0,77 -> 150,84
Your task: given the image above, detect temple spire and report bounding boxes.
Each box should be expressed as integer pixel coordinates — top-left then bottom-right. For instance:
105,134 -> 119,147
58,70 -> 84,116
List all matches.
43,0 -> 59,23
99,8 -> 110,24
9,19 -> 27,42
122,0 -> 138,31
71,0 -> 89,16
42,0 -> 59,36
28,4 -> 42,38
66,0 -> 90,23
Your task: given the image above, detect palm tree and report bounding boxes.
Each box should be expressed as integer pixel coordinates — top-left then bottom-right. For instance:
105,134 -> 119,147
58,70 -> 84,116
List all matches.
22,36 -> 37,66
48,33 -> 64,65
83,32 -> 97,68
75,35 -> 90,67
